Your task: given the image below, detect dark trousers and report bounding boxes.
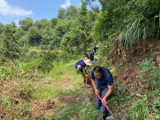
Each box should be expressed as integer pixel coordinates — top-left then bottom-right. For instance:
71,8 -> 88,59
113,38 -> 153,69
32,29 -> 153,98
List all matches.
96,86 -> 109,113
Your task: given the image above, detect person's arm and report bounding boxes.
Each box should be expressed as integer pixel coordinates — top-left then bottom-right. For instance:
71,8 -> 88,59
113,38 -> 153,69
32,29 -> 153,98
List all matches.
92,61 -> 94,67
93,50 -> 96,55
83,69 -> 88,76
102,85 -> 113,103
93,50 -> 98,58
91,79 -> 99,93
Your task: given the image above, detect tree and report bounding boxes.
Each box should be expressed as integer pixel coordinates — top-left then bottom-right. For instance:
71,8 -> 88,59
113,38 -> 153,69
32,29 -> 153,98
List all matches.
57,8 -> 66,20
29,26 -> 41,46
18,20 -> 23,26
11,21 -> 17,28
21,17 -> 33,31
19,34 -> 30,47
87,6 -> 100,22
13,27 -> 25,46
74,0 -> 92,52
76,0 -> 88,30
66,5 -> 77,19
34,20 -> 42,29
41,19 -> 48,29
0,24 -> 19,62
49,29 -> 61,48
0,22 -> 4,34
51,21 -> 66,47
61,32 -> 73,53
50,18 -> 58,29
60,0 -> 93,53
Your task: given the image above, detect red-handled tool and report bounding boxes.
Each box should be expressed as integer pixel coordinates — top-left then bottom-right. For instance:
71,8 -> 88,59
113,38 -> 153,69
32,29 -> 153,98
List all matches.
96,92 -> 114,120
86,76 -> 88,83
85,76 -> 89,87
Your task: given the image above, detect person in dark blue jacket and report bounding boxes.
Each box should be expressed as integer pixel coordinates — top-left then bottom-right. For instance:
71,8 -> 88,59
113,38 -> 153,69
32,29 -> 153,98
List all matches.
92,45 -> 99,58
75,59 -> 91,75
91,66 -> 113,120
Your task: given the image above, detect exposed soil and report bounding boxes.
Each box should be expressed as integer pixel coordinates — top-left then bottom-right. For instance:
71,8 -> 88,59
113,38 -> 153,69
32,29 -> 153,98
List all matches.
86,86 -> 95,101
30,99 -> 57,119
130,40 -> 160,56
59,94 -> 81,105
113,40 -> 160,67
114,68 -> 141,86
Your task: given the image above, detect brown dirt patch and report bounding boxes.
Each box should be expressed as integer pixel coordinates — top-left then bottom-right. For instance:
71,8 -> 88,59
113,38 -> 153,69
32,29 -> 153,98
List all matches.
130,40 -> 160,56
112,40 -> 160,66
59,94 -> 80,105
86,76 -> 92,85
114,68 -> 141,86
112,113 -> 124,120
30,99 -> 57,119
85,86 -> 95,103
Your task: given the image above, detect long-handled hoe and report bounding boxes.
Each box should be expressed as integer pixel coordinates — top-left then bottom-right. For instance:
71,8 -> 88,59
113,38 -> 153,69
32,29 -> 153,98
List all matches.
96,92 -> 114,120
85,76 -> 89,87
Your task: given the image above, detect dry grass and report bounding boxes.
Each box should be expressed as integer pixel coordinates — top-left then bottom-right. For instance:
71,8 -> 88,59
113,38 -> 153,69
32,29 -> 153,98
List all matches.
0,66 -> 56,119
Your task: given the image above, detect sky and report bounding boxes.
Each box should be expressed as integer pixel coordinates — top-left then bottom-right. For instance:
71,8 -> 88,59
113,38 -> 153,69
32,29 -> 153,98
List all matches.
0,0 -> 99,26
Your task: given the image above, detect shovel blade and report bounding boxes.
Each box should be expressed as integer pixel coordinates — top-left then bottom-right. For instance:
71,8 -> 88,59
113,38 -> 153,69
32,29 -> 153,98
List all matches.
106,116 -> 114,120
106,109 -> 114,120
85,83 -> 89,87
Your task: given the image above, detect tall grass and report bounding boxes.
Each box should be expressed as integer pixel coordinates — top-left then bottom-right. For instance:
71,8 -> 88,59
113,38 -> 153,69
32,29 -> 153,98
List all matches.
119,14 -> 160,48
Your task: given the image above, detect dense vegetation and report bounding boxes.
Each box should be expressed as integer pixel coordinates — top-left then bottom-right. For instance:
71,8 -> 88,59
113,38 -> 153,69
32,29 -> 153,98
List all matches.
0,0 -> 160,119
0,0 -> 98,59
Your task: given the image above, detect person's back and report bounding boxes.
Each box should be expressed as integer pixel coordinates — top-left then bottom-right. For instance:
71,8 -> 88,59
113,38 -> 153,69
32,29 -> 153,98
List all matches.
85,52 -> 93,60
75,59 -> 86,68
92,46 -> 97,55
84,52 -> 94,66
75,59 -> 91,75
92,45 -> 99,58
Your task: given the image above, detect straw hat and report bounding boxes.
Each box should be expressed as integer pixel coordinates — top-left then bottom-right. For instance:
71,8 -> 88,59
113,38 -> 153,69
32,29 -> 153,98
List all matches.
84,59 -> 92,66
96,45 -> 99,48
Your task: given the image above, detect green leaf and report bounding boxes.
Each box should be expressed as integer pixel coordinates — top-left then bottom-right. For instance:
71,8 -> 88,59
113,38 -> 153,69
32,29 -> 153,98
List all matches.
153,107 -> 159,113
155,114 -> 160,119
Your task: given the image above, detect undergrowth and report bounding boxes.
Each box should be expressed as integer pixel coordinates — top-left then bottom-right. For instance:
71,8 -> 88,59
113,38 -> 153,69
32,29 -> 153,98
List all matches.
52,102 -> 102,120
0,52 -> 96,119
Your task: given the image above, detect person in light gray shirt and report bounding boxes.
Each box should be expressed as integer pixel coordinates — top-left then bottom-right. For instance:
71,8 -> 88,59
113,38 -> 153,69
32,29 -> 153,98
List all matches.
84,52 -> 94,67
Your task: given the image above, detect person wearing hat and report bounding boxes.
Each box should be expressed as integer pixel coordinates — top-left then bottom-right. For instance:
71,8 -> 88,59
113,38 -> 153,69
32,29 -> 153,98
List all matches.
84,52 -> 94,67
91,66 -> 113,120
75,59 -> 92,75
92,45 -> 99,58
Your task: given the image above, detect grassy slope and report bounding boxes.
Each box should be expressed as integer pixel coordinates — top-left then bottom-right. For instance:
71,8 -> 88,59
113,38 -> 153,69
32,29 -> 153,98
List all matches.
0,56 -> 102,120
1,48 -> 160,120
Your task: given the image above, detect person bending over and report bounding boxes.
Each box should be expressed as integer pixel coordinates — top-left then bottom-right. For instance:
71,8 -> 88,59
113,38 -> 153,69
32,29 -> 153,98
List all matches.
75,59 -> 92,75
92,45 -> 99,58
84,52 -> 94,67
91,66 -> 113,120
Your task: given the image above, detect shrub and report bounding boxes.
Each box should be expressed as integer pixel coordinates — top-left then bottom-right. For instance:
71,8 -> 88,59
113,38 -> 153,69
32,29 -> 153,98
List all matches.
20,47 -> 29,53
128,99 -> 150,120
29,51 -> 38,57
